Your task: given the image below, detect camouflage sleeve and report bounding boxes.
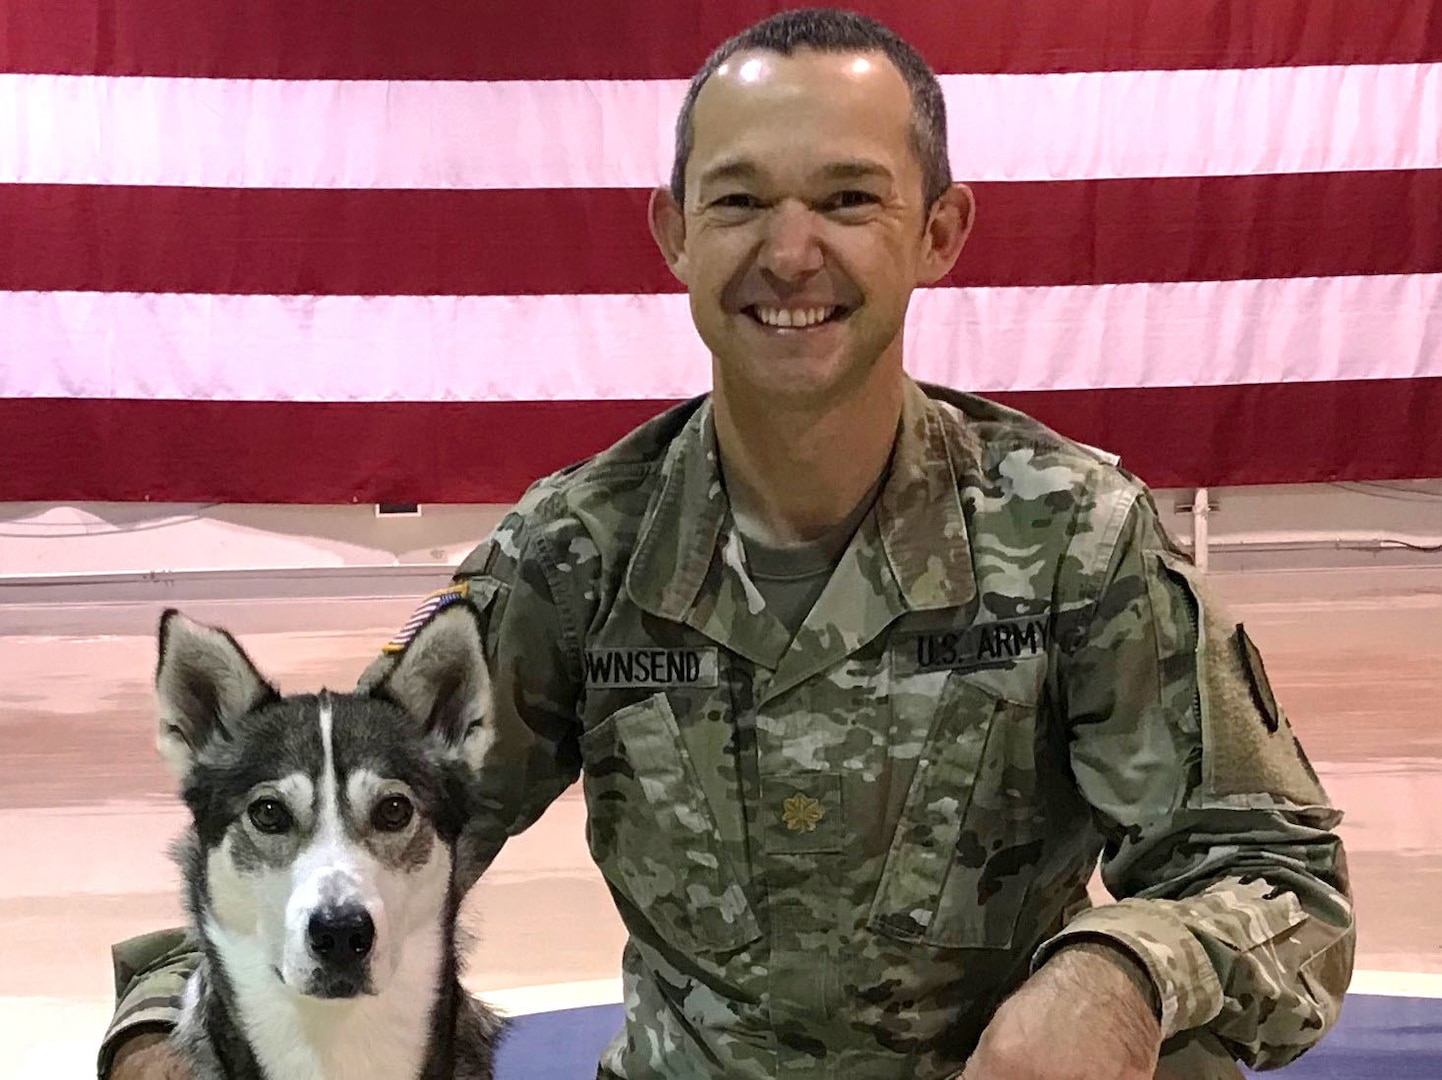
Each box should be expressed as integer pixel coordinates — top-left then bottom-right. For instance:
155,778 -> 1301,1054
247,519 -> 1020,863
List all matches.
1035,487 -> 1355,1069
96,928 -> 198,1076
363,499 -> 588,890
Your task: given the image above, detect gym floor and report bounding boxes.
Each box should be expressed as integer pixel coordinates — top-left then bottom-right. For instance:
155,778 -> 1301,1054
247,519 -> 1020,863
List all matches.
1,565 -> 1439,1077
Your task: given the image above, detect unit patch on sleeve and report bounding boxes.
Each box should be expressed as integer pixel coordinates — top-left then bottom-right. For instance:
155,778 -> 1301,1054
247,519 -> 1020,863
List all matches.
1235,623 -> 1282,733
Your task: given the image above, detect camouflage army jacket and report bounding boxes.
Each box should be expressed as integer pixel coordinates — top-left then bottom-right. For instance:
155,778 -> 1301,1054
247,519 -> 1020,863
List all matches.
440,378 -> 1352,1077
102,379 -> 1353,1078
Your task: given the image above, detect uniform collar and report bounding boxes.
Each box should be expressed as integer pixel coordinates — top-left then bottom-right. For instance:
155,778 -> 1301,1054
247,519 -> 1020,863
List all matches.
625,378 -> 977,668
875,376 -> 978,612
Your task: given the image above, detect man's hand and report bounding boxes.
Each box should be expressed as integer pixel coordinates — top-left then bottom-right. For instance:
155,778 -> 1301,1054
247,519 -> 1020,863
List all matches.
107,1032 -> 194,1080
959,941 -> 1163,1079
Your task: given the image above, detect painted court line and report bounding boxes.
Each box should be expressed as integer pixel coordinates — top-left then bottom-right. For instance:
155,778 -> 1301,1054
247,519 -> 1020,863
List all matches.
468,977 -> 625,1016
1347,970 -> 1442,999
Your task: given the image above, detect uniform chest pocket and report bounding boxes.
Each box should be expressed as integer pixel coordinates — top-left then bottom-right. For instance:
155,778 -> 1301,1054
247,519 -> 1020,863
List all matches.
868,674 -> 1048,950
580,693 -> 761,954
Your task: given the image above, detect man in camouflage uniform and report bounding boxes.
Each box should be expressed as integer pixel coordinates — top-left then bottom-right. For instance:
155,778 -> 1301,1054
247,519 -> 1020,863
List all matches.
103,9 -> 1353,1079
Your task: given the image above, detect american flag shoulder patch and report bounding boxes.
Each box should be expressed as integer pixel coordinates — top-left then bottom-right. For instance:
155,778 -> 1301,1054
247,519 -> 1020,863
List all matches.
382,581 -> 471,653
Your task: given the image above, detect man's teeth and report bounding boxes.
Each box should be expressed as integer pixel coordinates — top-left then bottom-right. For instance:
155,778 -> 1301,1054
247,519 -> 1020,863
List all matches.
753,306 -> 838,329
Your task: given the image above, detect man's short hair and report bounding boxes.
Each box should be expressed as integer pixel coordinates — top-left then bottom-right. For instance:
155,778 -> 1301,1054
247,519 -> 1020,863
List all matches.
669,7 -> 953,210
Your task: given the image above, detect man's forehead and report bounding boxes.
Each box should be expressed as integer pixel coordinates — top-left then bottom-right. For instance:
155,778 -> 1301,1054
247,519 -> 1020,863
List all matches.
711,46 -> 889,84
711,43 -> 897,77
689,48 -> 917,181
698,156 -> 896,187
694,47 -> 912,130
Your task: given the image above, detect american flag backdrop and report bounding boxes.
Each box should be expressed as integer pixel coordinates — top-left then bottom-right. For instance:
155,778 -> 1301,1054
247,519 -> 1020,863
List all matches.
1,1 -> 1439,504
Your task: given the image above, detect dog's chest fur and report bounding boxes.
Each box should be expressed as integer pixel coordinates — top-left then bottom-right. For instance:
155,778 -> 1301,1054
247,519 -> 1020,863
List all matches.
175,954 -> 499,1080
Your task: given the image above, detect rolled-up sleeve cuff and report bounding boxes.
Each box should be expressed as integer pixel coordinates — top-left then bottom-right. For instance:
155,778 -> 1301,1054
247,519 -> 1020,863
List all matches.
96,930 -> 197,1077
1031,900 -> 1224,1039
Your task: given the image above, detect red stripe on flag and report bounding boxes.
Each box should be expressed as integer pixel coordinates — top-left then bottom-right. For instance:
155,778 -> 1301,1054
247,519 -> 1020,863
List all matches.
4,1 -> 1439,79
5,171 -> 1440,296
0,186 -> 669,296
2,380 -> 1438,503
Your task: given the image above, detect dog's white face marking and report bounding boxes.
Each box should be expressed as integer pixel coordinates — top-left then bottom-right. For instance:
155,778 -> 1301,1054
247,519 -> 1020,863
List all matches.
277,699 -> 387,995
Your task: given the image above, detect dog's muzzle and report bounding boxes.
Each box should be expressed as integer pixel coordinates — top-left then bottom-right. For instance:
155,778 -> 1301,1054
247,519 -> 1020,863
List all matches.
304,902 -> 375,998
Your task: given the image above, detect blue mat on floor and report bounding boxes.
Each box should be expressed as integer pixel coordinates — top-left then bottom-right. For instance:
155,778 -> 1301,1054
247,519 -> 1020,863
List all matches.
495,994 -> 1442,1078
1242,994 -> 1442,1079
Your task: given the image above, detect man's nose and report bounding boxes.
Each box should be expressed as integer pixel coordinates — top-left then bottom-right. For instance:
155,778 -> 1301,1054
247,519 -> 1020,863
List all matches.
756,201 -> 824,283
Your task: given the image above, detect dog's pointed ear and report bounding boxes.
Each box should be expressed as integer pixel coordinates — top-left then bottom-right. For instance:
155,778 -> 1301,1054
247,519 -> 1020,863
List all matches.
155,609 -> 280,779
368,602 -> 492,763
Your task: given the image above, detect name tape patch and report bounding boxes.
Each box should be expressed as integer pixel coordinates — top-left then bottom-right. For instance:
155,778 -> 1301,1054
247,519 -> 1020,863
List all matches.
584,647 -> 720,689
895,614 -> 1050,675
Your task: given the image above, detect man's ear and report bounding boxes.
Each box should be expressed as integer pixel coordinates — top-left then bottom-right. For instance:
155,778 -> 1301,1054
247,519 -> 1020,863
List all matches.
368,603 -> 493,768
154,609 -> 280,780
648,185 -> 691,285
916,182 -> 976,286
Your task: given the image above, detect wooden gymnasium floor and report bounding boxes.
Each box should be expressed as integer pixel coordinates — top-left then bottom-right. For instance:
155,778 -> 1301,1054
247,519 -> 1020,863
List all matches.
1,564 -> 1439,1077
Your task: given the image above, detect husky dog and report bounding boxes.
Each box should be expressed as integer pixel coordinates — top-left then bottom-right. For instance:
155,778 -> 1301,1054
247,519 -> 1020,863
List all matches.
152,603 -> 503,1080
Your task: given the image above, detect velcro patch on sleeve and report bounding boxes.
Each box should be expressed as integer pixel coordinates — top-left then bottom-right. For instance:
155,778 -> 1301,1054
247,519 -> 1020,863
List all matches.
1186,571 -> 1327,807
1152,552 -> 1328,809
381,582 -> 471,654
1235,623 -> 1281,733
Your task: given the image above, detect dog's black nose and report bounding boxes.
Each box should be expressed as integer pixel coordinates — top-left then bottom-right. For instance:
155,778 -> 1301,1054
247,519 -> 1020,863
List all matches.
307,905 -> 375,961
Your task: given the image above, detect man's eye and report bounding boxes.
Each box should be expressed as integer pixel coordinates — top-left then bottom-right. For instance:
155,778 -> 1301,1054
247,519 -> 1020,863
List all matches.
828,190 -> 879,210
711,193 -> 760,210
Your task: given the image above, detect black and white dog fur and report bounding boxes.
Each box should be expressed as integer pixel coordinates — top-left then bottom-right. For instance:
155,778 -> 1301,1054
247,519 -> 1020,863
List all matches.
153,603 -> 503,1079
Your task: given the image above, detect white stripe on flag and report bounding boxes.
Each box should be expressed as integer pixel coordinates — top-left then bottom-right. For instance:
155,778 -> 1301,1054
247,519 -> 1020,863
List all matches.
2,64 -> 1438,189
3,275 -> 1438,402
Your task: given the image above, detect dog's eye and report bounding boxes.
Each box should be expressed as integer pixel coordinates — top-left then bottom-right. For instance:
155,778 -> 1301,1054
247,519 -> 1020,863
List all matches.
248,798 -> 292,834
372,794 -> 414,832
